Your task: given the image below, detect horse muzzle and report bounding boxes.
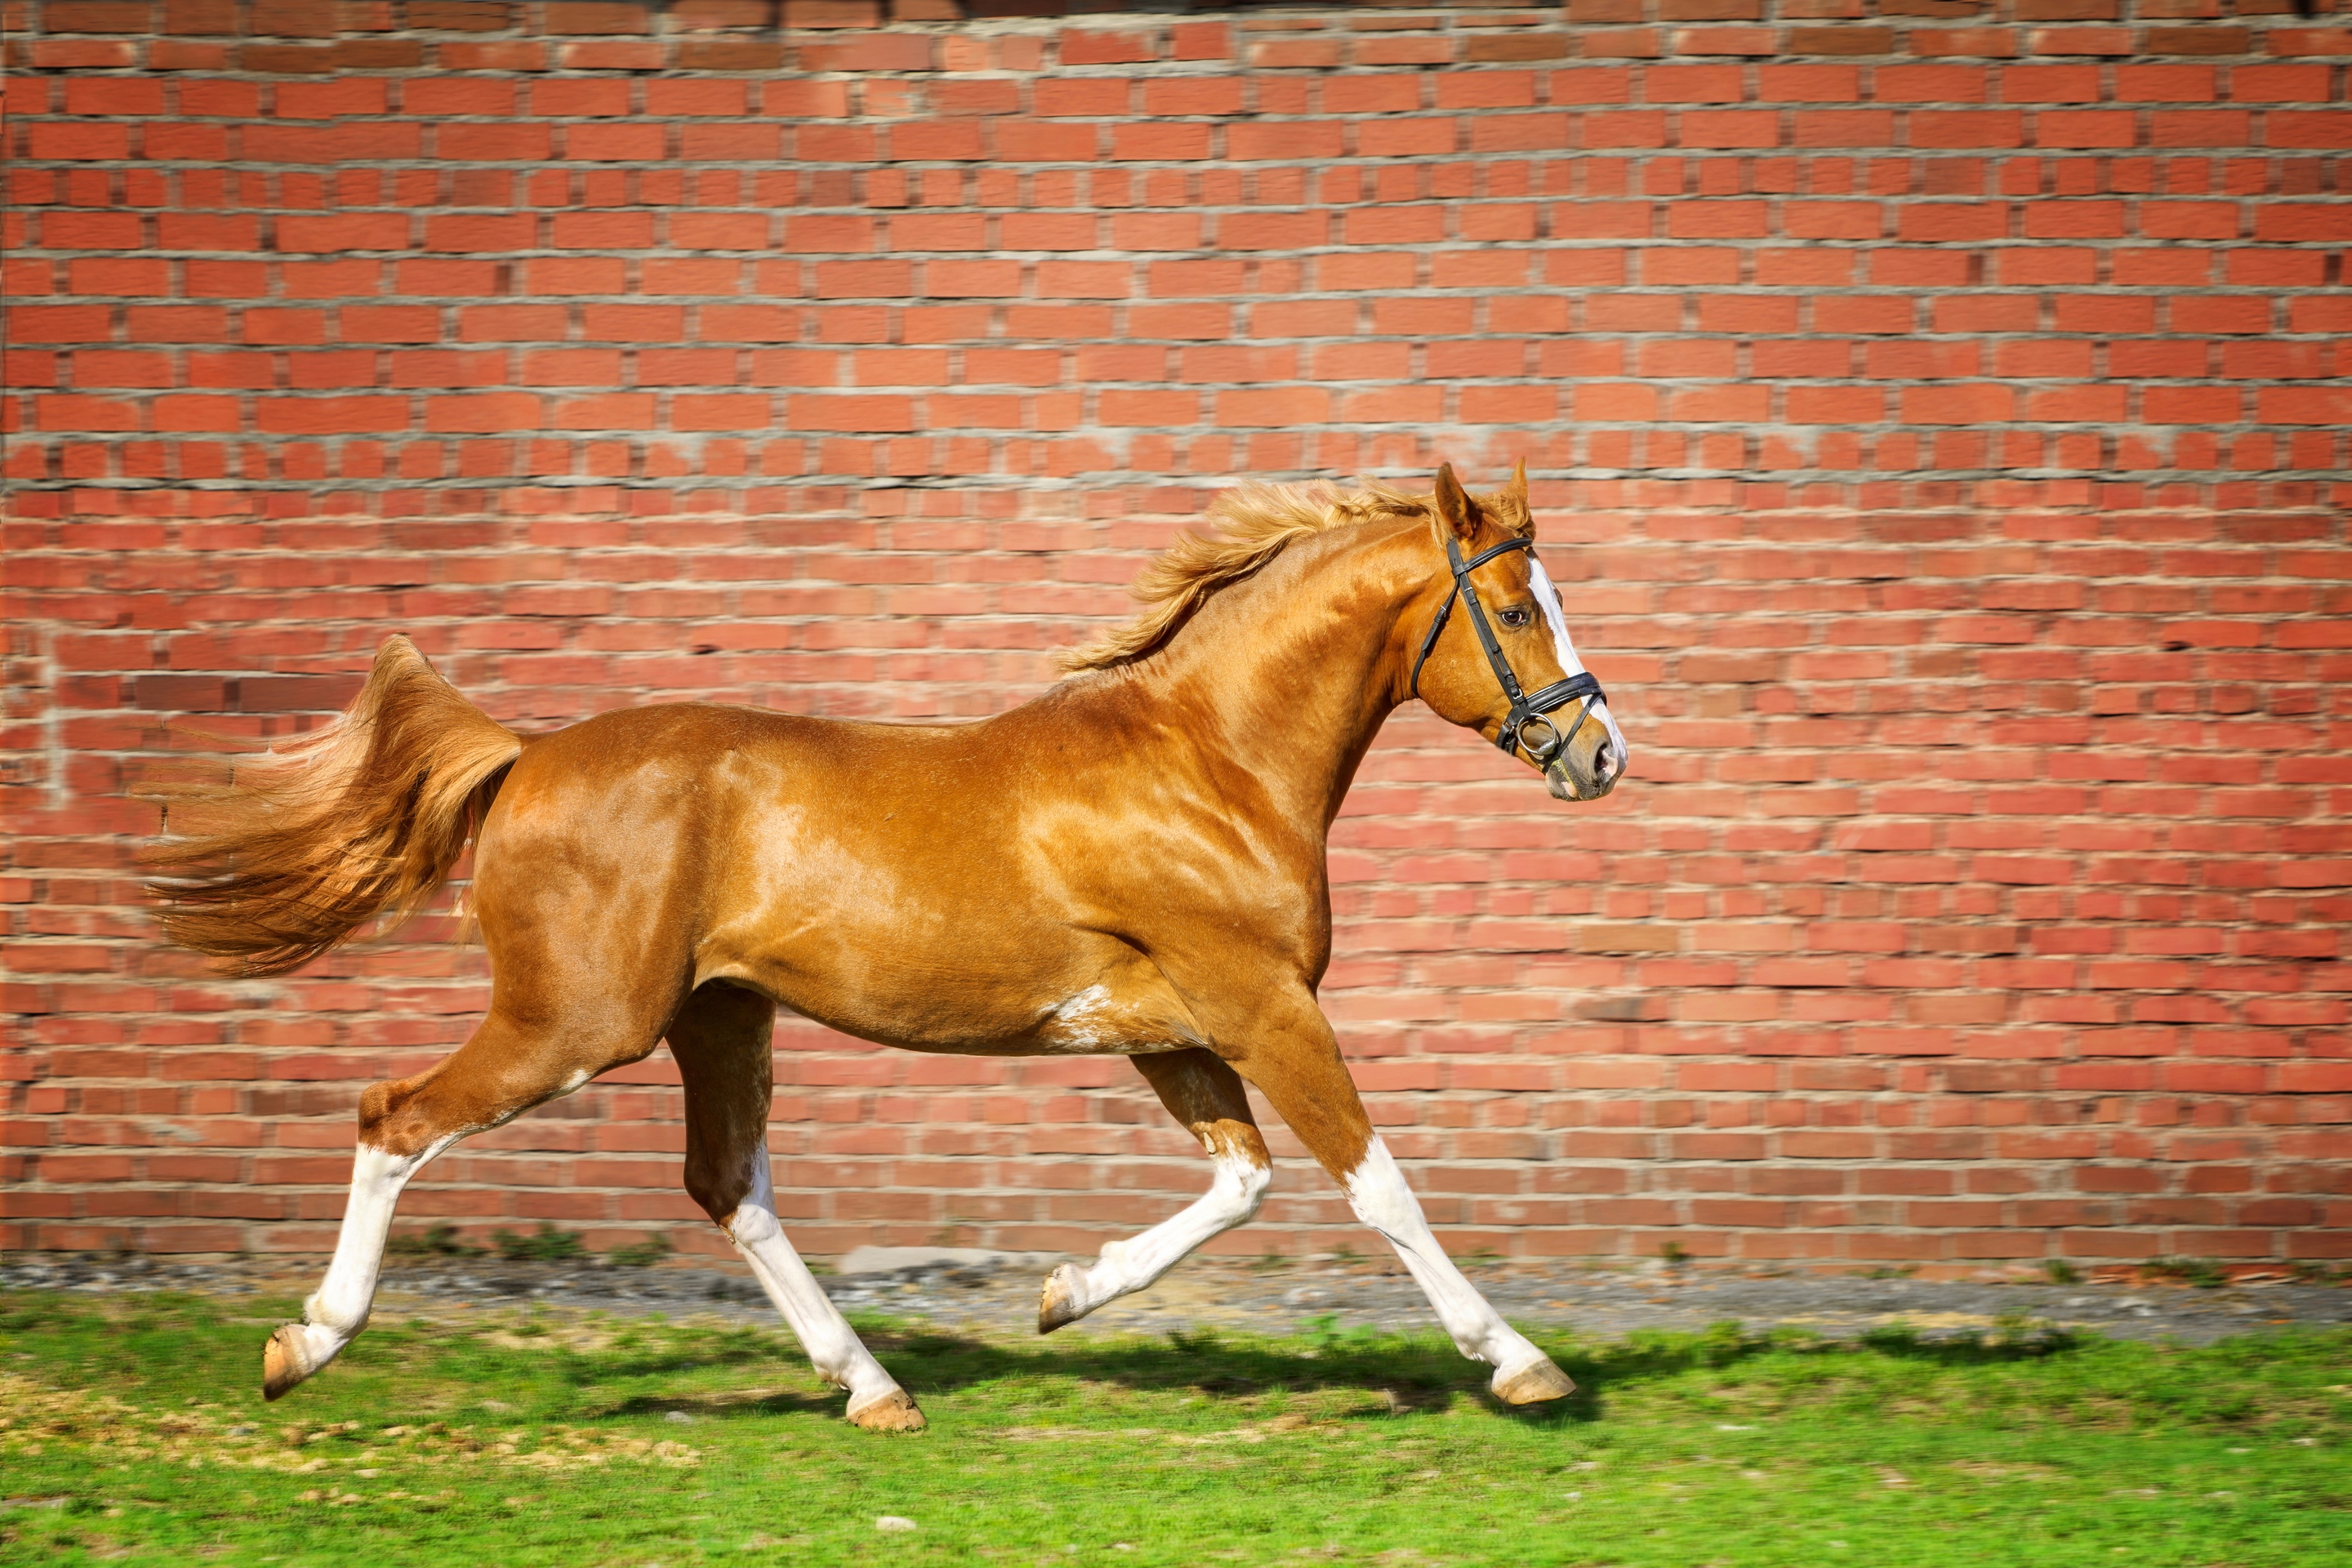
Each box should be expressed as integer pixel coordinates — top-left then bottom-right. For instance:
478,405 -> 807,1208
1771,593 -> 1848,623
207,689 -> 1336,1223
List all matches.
1544,728 -> 1622,802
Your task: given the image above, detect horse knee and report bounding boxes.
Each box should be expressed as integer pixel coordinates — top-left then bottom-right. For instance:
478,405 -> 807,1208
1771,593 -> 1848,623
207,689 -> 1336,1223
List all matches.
1221,1153 -> 1272,1221
684,1171 -> 733,1227
1240,1160 -> 1272,1215
684,1151 -> 762,1228
1203,1124 -> 1272,1220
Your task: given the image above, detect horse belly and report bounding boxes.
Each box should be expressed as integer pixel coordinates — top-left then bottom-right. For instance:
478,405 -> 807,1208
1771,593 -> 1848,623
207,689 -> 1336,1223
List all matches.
692,744 -> 1210,1058
765,968 -> 1204,1059
702,902 -> 1205,1058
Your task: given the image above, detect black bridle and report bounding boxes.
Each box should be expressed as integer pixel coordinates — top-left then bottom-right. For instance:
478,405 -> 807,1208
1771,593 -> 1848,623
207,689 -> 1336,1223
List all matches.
1408,532 -> 1608,767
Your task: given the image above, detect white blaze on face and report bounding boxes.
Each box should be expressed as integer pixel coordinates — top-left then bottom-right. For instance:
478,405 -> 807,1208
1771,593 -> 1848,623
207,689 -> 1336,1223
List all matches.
1524,554 -> 1629,773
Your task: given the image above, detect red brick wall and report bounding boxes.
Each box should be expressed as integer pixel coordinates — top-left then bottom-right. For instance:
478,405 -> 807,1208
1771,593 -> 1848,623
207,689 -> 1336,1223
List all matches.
4,2 -> 2348,1270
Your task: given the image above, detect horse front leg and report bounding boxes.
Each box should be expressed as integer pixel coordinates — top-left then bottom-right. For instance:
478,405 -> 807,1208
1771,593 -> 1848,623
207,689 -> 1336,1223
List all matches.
1038,1048 -> 1272,1332
1223,1002 -> 1575,1406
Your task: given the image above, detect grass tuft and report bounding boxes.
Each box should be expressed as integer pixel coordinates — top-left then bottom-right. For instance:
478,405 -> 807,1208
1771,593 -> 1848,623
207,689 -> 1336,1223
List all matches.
385,1223 -> 481,1259
489,1224 -> 586,1265
2143,1257 -> 2231,1290
603,1235 -> 670,1269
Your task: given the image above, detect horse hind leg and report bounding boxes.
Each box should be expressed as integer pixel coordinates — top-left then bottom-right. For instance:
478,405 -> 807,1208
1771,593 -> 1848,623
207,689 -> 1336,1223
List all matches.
1038,1048 -> 1272,1334
669,981 -> 923,1433
264,1143 -> 443,1400
264,1008 -> 651,1400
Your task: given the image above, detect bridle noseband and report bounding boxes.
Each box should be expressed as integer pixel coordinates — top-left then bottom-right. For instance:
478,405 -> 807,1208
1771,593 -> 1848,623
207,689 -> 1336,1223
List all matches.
1408,532 -> 1608,767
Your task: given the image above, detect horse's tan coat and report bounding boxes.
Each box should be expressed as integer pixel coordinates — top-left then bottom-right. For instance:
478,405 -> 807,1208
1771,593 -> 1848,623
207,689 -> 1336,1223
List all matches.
159,467 -> 1619,1428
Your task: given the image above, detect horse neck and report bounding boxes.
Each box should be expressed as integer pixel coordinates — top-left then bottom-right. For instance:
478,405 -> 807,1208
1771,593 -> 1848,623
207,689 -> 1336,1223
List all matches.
1114,521 -> 1423,832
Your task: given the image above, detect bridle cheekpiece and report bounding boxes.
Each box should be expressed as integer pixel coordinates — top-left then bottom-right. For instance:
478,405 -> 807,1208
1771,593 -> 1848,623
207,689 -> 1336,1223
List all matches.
1408,531 -> 1607,767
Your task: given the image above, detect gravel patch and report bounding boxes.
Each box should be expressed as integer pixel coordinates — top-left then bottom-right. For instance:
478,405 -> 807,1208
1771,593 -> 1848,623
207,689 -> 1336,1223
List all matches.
5,1251 -> 2346,1348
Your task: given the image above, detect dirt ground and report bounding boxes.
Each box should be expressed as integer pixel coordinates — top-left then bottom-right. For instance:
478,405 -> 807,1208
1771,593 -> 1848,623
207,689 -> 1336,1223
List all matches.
6,1250 -> 2345,1348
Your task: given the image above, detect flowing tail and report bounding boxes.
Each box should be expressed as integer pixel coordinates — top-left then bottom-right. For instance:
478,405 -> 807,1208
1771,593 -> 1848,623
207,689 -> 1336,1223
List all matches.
146,635 -> 523,978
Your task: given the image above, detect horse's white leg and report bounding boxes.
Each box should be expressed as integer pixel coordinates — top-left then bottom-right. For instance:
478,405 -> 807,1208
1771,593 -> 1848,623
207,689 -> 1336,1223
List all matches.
1038,1141 -> 1270,1331
1223,1013 -> 1574,1405
1341,1135 -> 1573,1402
264,1136 -> 453,1399
1039,1047 -> 1275,1333
265,1005 -> 665,1401
725,1148 -> 922,1430
670,980 -> 921,1432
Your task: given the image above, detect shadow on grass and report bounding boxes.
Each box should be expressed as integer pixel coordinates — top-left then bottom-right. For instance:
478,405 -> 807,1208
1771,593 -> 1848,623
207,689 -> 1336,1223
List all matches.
21,1287 -> 2233,1434
599,1384 -> 844,1419
594,1316 -> 2096,1427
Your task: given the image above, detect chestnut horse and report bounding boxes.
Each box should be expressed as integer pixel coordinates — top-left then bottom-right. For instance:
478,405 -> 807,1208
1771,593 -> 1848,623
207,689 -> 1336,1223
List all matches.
149,464 -> 1628,1432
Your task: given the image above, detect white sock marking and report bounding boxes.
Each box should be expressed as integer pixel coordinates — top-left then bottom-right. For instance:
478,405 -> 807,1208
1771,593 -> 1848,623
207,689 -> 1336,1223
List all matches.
726,1147 -> 904,1407
1526,554 -> 1630,770
1056,1145 -> 1270,1320
286,1136 -> 454,1374
1339,1136 -> 1548,1375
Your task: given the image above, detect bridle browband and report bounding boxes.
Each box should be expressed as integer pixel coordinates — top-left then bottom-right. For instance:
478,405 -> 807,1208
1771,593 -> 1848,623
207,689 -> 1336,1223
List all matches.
1408,532 -> 1608,767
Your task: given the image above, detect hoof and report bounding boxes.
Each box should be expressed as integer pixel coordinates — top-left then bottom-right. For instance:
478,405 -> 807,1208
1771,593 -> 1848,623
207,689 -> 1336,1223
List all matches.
1036,1263 -> 1089,1334
846,1388 -> 927,1433
262,1324 -> 316,1401
1492,1355 -> 1577,1406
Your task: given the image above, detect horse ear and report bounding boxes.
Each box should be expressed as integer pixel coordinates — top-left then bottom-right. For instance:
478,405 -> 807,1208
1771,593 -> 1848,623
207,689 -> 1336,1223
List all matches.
1503,457 -> 1535,540
1431,463 -> 1479,544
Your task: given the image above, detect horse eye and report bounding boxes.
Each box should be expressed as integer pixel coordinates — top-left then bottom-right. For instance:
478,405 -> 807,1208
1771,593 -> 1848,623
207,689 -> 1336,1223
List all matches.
1499,607 -> 1531,630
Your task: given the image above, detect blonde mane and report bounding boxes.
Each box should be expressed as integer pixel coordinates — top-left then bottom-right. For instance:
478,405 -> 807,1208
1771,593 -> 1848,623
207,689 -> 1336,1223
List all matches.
1058,476 -> 1533,674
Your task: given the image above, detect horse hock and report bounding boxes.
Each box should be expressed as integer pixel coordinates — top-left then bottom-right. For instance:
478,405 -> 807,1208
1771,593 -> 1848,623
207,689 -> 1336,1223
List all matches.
259,1015 -> 648,1403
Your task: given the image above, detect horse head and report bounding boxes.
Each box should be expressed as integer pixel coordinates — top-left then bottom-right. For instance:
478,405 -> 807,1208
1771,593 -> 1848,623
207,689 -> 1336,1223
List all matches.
1405,461 -> 1628,803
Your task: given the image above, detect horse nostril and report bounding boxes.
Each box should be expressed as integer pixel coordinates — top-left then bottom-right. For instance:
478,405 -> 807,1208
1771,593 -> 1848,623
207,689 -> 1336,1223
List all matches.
1592,742 -> 1612,777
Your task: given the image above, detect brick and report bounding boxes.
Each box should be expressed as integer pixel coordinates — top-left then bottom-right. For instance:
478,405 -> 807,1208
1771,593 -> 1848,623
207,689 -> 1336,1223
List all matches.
40,0 -> 157,34
546,3 -> 650,33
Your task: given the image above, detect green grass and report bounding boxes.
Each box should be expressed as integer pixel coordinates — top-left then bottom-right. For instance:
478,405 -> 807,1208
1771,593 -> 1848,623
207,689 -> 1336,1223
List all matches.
2,1291 -> 2346,1566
